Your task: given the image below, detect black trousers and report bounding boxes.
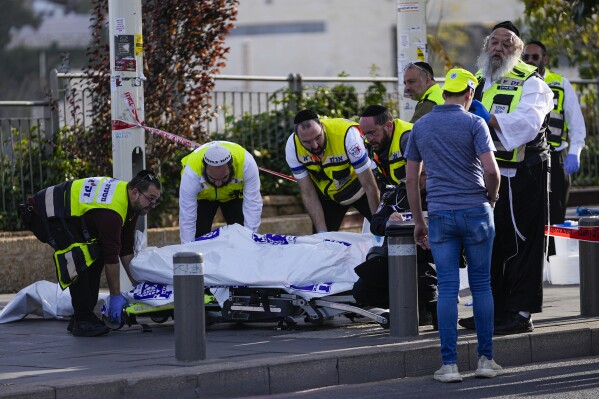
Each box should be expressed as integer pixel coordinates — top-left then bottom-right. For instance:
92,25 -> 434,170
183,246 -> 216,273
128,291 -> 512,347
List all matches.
491,160 -> 549,315
195,198 -> 244,237
27,211 -> 104,322
352,247 -> 438,309
316,193 -> 373,233
548,150 -> 570,256
69,259 -> 105,322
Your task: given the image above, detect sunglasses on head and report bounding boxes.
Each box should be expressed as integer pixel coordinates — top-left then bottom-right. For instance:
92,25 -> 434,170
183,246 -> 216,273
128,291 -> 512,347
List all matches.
403,62 -> 432,78
522,53 -> 543,62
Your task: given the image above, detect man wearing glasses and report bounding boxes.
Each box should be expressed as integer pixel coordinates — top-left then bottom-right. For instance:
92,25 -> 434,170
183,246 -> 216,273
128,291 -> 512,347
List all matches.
522,40 -> 587,257
359,104 -> 413,184
285,109 -> 379,233
179,141 -> 263,242
357,104 -> 438,329
403,62 -> 444,123
19,170 -> 162,336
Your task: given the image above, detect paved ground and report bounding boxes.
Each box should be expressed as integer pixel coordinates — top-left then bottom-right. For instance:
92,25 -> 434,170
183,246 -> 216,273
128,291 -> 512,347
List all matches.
0,282 -> 598,399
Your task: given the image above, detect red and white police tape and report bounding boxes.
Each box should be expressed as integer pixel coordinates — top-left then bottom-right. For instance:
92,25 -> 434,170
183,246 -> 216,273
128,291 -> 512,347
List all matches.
111,92 -> 297,182
544,224 -> 599,243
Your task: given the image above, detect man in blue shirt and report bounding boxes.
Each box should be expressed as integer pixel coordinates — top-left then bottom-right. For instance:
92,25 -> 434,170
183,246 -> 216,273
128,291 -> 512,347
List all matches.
405,68 -> 501,382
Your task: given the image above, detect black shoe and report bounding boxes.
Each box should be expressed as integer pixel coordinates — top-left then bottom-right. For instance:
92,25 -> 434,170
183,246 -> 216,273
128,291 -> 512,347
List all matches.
419,309 -> 433,327
431,313 -> 438,331
425,302 -> 438,331
493,313 -> 533,336
72,319 -> 110,337
458,316 -> 475,330
67,318 -> 74,333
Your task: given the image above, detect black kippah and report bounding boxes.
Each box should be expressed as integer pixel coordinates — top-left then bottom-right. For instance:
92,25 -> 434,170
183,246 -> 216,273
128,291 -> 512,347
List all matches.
414,62 -> 434,77
362,105 -> 387,117
294,109 -> 319,124
492,21 -> 520,37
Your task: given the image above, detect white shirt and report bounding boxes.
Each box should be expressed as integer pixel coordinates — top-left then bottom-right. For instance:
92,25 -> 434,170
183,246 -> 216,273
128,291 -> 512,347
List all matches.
285,126 -> 371,181
542,70 -> 587,156
179,150 -> 263,243
483,73 -> 554,177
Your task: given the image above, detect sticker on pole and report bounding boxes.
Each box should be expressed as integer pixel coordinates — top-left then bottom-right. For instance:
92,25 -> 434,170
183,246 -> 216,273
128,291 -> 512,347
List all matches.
173,262 -> 204,276
388,244 -> 416,256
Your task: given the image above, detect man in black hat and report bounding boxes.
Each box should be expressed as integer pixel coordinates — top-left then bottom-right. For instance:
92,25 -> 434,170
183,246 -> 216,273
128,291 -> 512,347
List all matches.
285,109 -> 380,232
403,61 -> 444,122
459,21 -> 554,335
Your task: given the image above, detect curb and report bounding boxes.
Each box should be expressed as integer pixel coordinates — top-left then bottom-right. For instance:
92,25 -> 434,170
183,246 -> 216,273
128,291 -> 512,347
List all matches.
2,323 -> 598,399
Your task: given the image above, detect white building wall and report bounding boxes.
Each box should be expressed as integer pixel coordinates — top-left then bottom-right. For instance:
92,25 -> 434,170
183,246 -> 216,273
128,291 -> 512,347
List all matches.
220,0 -> 526,80
223,0 -> 397,78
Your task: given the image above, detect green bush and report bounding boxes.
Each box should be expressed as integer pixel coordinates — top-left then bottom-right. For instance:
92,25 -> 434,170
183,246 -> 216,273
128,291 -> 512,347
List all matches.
220,78 -> 398,198
3,79 -> 397,230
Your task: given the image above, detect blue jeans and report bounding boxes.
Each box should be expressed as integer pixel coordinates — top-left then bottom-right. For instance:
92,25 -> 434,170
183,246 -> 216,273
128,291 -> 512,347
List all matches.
428,205 -> 495,364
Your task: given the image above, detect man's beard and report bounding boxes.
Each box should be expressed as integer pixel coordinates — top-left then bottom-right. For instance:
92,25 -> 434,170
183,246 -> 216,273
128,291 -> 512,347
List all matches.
309,146 -> 325,157
477,51 -> 520,81
308,135 -> 326,157
373,135 -> 391,155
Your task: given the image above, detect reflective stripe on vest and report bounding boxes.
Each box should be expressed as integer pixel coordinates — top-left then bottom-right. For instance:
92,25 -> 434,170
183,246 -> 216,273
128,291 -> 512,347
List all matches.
69,177 -> 129,225
545,70 -> 567,148
294,118 -> 362,203
476,62 -> 538,166
181,141 -> 246,202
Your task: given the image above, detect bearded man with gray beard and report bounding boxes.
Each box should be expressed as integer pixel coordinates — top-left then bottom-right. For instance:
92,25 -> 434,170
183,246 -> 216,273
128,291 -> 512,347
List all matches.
458,21 -> 554,335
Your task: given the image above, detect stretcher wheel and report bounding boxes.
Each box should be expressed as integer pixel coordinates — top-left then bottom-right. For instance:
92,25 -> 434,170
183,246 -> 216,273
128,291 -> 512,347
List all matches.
379,312 -> 390,329
150,315 -> 170,323
102,313 -> 125,330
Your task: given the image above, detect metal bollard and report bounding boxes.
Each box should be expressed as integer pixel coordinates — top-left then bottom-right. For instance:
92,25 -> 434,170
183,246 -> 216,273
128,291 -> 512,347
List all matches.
579,216 -> 599,316
173,252 -> 206,362
385,220 -> 418,337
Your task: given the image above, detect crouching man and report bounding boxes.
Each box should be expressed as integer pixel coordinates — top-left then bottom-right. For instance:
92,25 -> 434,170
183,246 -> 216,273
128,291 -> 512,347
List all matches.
19,170 -> 161,336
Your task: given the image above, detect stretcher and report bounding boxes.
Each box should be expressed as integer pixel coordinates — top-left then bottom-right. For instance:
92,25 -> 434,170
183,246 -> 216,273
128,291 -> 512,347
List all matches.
102,282 -> 390,331
100,224 -> 388,330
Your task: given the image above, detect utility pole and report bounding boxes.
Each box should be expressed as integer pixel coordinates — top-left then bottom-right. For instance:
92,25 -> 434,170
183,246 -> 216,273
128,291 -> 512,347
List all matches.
396,0 -> 428,122
108,0 -> 146,292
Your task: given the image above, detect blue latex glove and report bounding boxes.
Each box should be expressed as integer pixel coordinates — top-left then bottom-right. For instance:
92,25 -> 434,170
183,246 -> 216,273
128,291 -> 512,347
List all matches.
468,100 -> 491,123
564,153 -> 580,175
108,295 -> 128,324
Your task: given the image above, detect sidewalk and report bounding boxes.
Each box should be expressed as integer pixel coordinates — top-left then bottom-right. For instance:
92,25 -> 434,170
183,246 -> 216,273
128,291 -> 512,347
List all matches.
0,283 -> 598,399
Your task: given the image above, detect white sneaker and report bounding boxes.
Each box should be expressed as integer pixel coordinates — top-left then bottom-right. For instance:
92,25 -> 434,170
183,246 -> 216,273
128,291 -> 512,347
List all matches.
433,364 -> 463,383
475,355 -> 503,378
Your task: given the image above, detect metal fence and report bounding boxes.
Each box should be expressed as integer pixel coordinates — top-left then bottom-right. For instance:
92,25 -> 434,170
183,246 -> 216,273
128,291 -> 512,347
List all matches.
0,71 -> 598,229
0,101 -> 57,228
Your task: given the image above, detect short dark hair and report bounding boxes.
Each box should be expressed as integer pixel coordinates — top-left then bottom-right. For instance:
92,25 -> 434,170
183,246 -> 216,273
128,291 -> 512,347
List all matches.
443,87 -> 472,98
361,104 -> 392,125
128,170 -> 161,191
293,109 -> 319,124
525,40 -> 547,54
293,109 -> 320,135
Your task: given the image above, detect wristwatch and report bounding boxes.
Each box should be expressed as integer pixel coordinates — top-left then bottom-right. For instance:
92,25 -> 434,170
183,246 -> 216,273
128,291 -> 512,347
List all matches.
488,193 -> 499,202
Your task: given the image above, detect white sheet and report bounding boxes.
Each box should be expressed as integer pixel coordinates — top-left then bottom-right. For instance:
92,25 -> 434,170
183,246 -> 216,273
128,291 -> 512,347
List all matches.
0,280 -> 109,323
1,226 -> 379,321
129,224 -> 377,305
